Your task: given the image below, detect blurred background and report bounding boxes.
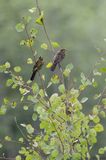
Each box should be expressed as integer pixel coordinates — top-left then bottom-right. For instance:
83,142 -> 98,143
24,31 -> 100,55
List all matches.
0,0 -> 106,158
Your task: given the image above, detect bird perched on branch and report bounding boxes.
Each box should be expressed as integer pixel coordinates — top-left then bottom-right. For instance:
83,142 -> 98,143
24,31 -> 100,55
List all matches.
50,48 -> 66,71
30,56 -> 44,81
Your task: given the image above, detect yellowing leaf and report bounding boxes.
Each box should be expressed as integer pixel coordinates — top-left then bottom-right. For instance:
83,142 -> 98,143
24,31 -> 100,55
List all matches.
36,11 -> 44,25
51,74 -> 59,84
46,62 -> 53,68
41,74 -> 45,81
26,39 -> 34,47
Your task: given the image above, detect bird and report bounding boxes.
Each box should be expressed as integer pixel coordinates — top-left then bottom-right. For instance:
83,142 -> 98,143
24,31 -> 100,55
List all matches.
30,56 -> 44,81
50,48 -> 66,71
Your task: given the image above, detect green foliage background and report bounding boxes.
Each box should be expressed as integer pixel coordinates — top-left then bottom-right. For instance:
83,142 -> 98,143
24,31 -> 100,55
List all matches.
0,0 -> 106,158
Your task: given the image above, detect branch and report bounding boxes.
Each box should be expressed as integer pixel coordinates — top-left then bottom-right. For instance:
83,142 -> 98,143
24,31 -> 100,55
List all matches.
35,0 -> 55,54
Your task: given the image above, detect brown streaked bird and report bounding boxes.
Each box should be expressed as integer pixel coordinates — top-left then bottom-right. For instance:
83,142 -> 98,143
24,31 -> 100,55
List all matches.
50,48 -> 66,71
30,56 -> 44,81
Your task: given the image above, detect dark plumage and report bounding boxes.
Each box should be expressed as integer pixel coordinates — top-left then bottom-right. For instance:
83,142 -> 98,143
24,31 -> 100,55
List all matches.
30,56 -> 44,81
50,49 -> 66,71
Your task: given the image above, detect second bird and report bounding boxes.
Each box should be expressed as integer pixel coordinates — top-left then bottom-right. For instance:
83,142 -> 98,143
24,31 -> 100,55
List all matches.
50,48 -> 66,71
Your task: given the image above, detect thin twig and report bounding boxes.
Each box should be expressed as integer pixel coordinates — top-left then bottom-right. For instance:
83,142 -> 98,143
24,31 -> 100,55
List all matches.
97,86 -> 106,105
23,20 -> 36,59
49,116 -> 64,154
0,139 -> 24,145
35,0 -> 55,54
0,157 -> 15,160
14,117 -> 28,142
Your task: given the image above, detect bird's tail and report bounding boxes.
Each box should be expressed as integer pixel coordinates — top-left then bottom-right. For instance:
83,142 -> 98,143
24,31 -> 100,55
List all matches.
50,62 -> 57,71
30,70 -> 37,81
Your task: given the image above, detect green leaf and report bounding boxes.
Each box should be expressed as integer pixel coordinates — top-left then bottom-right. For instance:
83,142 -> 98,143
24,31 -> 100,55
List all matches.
39,89 -> 45,97
23,106 -> 28,111
58,84 -> 65,93
51,42 -> 60,48
29,7 -> 36,13
51,150 -> 58,158
0,64 -> 6,72
71,153 -> 81,160
99,67 -> 106,73
80,97 -> 88,103
32,83 -> 39,94
102,98 -> 106,105
19,88 -> 27,95
19,147 -> 27,154
94,93 -> 101,100
63,68 -> 70,77
0,105 -> 7,115
14,66 -> 21,72
92,106 -> 99,115
0,143 -> 3,148
51,74 -> 59,84
6,79 -> 13,87
3,98 -> 9,105
96,155 -> 100,160
50,93 -> 58,102
11,101 -> 17,108
27,58 -> 33,64
81,72 -> 91,86
16,155 -> 22,160
18,137 -> 24,143
30,28 -> 38,38
23,16 -> 32,23
5,62 -> 11,68
94,124 -> 104,132
41,43 -> 48,50
93,116 -> 100,123
32,113 -> 37,121
26,155 -> 36,160
20,40 -> 26,46
5,136 -> 11,141
15,23 -> 25,32
40,121 -> 48,129
93,69 -> 101,76
20,124 -> 26,128
98,148 -> 105,154
100,111 -> 106,118
26,124 -> 34,134
63,63 -> 73,77
66,63 -> 74,70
